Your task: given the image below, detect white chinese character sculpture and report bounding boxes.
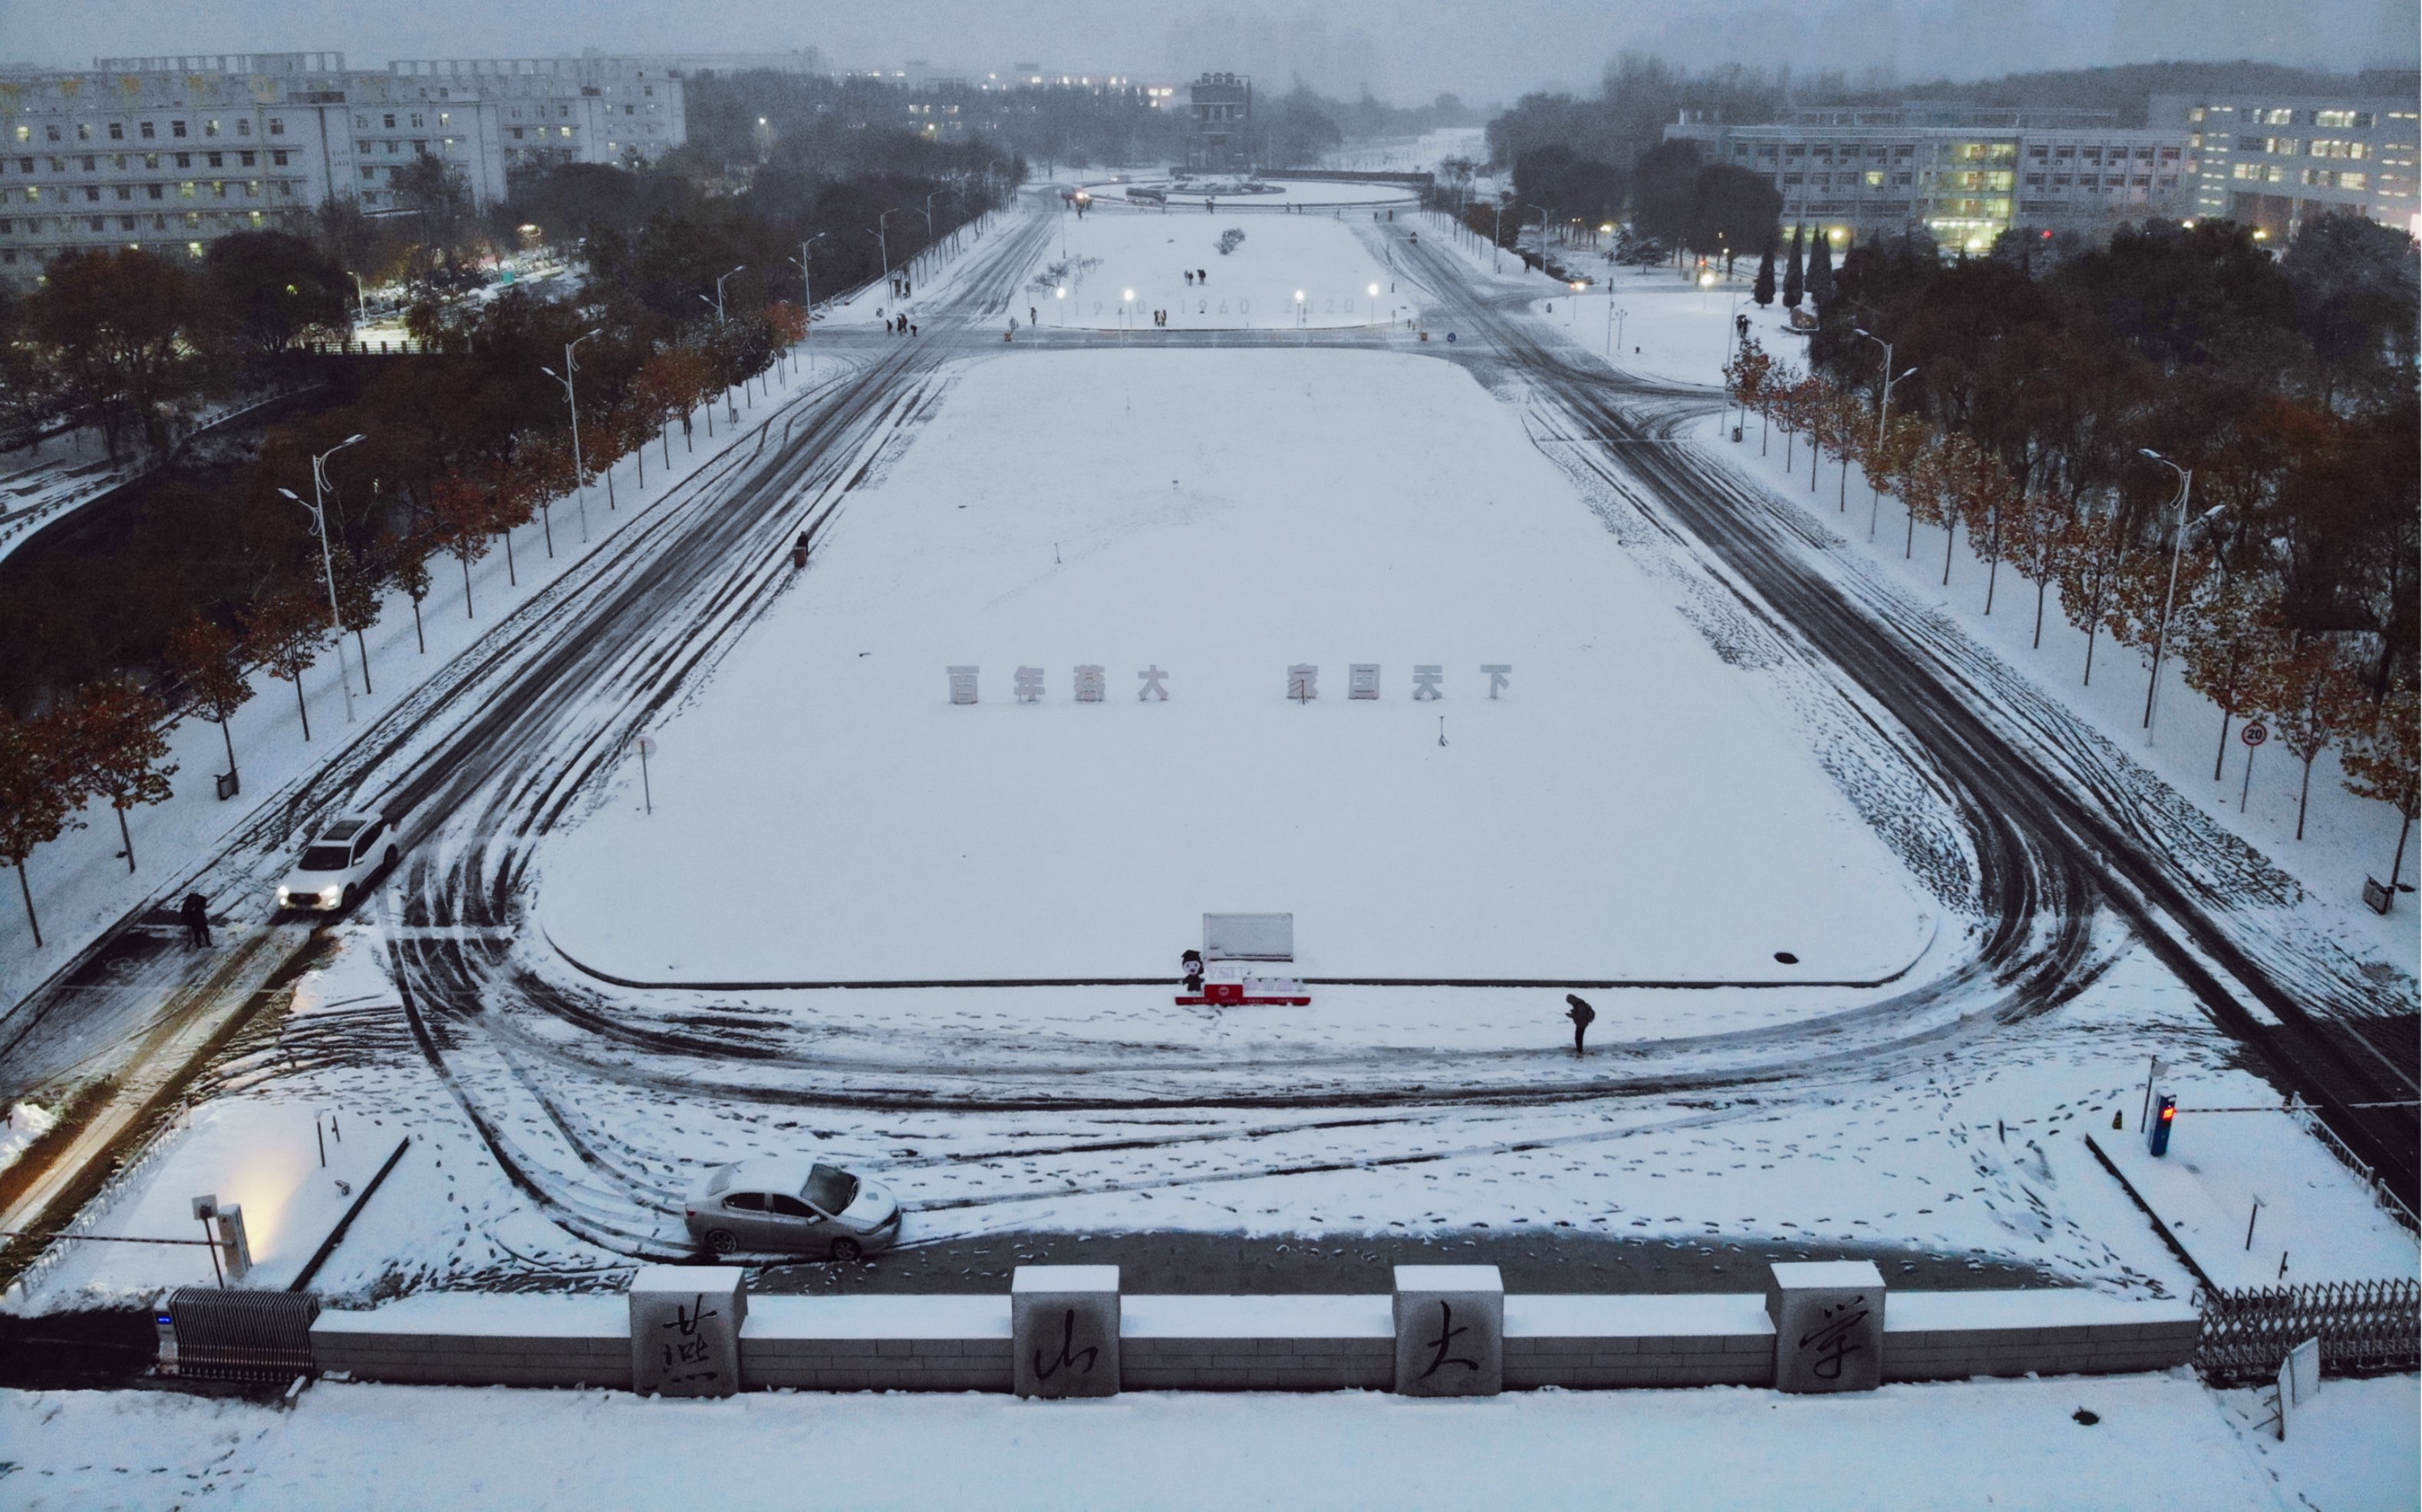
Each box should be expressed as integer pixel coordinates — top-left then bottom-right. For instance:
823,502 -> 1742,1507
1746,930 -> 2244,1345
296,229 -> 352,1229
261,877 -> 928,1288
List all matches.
1138,666 -> 1169,701
1412,665 -> 1444,700
1481,664 -> 1511,699
1015,666 -> 1044,703
1074,665 -> 1106,703
947,667 -> 978,704
1288,664 -> 1318,702
1349,664 -> 1380,700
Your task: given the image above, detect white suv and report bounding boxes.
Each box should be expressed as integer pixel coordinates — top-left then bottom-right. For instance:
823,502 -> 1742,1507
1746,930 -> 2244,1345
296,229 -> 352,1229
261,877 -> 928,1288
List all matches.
275,814 -> 397,914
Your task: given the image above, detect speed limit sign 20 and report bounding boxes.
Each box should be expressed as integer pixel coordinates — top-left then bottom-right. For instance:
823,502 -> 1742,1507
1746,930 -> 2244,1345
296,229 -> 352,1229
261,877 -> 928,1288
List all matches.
2240,721 -> 2269,748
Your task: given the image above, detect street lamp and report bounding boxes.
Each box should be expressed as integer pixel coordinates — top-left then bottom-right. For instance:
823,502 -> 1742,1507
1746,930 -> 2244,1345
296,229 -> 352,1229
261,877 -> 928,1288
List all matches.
698,265 -> 743,326
275,433 -> 367,723
346,270 -> 367,335
1855,328 -> 1915,539
790,232 -> 829,375
1570,280 -> 1584,324
1609,304 -> 1627,357
875,209 -> 901,282
1056,285 -> 1066,325
539,327 -> 601,545
2138,449 -> 2225,740
1295,288 -> 1307,328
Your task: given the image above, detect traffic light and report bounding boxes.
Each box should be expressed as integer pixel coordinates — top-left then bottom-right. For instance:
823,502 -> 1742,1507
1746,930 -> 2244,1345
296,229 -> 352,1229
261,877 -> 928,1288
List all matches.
2148,1095 -> 2177,1157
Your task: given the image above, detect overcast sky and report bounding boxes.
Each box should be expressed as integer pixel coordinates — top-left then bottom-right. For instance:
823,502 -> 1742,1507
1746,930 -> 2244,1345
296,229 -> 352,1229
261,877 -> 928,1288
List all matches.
2,0 -> 2414,105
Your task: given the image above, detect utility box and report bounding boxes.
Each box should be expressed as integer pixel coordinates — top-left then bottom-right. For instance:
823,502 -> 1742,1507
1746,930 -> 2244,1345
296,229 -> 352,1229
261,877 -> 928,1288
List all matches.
2149,1095 -> 2177,1157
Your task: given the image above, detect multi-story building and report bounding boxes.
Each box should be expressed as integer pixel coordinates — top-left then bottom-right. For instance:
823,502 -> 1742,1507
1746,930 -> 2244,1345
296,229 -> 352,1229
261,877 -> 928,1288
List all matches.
2151,84 -> 2420,240
1664,105 -> 2192,253
1187,72 -> 1251,173
384,56 -> 685,176
0,51 -> 687,293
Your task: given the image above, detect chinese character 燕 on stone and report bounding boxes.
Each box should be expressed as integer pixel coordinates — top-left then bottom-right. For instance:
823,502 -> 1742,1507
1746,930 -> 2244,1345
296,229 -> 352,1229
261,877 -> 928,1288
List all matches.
1074,665 -> 1106,702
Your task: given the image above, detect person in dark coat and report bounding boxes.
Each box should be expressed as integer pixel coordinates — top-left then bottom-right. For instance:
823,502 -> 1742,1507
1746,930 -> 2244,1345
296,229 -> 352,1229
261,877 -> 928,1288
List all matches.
1564,993 -> 1596,1056
181,892 -> 211,948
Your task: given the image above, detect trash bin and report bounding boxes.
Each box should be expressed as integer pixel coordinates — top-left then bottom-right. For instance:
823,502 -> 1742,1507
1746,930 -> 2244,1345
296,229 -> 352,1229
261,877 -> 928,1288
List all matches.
215,770 -> 240,802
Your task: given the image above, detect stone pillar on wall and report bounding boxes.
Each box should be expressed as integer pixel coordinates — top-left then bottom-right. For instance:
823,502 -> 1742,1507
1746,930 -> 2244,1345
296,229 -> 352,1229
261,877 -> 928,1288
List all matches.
631,1264 -> 747,1397
1768,1260 -> 1885,1393
1392,1264 -> 1504,1396
1013,1264 -> 1121,1398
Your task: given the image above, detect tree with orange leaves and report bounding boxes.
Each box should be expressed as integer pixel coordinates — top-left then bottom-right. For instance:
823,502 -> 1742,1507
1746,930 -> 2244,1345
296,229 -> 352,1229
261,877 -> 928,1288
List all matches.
2338,674 -> 2419,892
63,677 -> 177,874
427,473 -> 495,618
2246,634 -> 2360,840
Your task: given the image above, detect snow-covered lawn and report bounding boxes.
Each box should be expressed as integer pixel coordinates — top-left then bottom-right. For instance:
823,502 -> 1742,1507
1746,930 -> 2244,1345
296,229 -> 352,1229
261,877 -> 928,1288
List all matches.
541,348 -> 1933,987
4,1371 -> 2413,1510
1020,208 -> 1411,329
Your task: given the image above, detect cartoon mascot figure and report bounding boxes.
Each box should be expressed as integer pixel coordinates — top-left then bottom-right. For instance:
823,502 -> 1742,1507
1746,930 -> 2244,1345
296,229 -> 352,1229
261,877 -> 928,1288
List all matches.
1181,949 -> 1205,994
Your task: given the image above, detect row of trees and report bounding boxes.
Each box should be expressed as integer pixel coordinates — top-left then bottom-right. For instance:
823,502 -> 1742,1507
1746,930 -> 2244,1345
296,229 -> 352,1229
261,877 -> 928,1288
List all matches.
0,291 -> 810,942
1727,231 -> 2417,885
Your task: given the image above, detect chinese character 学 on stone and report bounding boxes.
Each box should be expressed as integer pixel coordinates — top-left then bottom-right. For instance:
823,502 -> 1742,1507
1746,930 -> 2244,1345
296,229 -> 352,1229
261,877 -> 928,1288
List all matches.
1138,665 -> 1169,701
1014,666 -> 1044,703
1481,664 -> 1511,699
1412,664 -> 1444,700
947,666 -> 978,705
1287,664 -> 1318,702
1074,665 -> 1106,702
1349,664 -> 1380,700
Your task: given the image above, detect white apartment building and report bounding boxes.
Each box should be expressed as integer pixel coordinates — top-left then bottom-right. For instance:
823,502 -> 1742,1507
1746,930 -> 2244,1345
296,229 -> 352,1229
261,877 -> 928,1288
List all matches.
0,51 -> 687,292
383,56 -> 686,176
2150,86 -> 2420,240
1666,105 -> 2191,253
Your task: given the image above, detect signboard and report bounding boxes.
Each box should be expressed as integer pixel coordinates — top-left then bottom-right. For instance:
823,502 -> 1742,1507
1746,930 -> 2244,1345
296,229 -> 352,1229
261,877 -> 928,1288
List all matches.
2241,721 -> 2269,747
1204,912 -> 1293,961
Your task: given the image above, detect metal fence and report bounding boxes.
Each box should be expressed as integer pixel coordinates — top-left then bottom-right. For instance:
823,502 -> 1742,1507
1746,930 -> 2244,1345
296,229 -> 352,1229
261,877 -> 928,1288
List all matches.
166,1286 -> 321,1385
2284,1093 -> 2419,1235
2196,1279 -> 2420,1382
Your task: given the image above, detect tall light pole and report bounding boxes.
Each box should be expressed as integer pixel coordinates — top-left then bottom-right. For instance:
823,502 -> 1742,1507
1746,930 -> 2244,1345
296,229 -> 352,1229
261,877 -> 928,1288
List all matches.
347,270 -> 367,338
699,265 -> 743,326
1610,304 -> 1627,357
2138,450 -> 2224,739
276,433 -> 367,723
539,328 -> 600,545
875,209 -> 901,283
1856,327 -> 1914,539
791,232 -> 828,374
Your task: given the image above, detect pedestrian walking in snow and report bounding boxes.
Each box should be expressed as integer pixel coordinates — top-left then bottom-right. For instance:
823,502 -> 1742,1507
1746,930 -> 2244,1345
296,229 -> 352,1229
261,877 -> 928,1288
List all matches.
1030,306 -> 1038,325
181,892 -> 211,948
1564,993 -> 1596,1056
1198,268 -> 1207,284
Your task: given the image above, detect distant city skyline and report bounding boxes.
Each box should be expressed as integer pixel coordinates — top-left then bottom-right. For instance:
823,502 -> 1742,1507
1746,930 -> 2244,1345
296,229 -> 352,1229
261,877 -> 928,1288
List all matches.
2,0 -> 2415,107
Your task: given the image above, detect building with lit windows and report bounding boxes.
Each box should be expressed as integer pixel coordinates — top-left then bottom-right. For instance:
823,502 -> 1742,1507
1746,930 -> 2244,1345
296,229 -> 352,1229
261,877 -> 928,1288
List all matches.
2151,84 -> 2420,240
384,57 -> 685,176
1664,105 -> 2192,253
0,51 -> 687,293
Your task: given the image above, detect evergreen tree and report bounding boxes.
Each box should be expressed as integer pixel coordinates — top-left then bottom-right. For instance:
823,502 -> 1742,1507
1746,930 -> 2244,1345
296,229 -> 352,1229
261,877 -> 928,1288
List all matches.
1807,229 -> 1837,307
1752,242 -> 1778,306
1782,226 -> 1805,310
